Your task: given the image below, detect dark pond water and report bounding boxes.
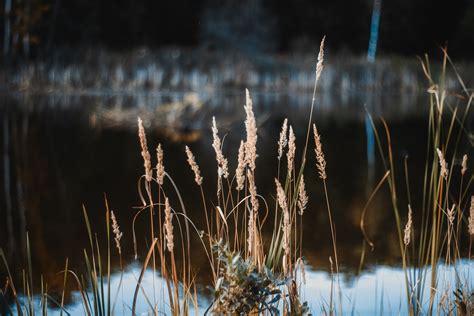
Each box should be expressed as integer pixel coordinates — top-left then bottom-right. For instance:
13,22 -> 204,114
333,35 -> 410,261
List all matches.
0,90 -> 472,314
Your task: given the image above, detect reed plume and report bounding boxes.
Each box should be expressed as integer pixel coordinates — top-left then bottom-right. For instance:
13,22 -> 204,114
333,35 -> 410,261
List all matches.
313,124 -> 327,180
287,126 -> 296,176
185,146 -> 203,186
156,144 -> 165,185
236,140 -> 246,191
111,211 -> 123,255
404,205 -> 412,247
469,196 -> 474,235
277,118 -> 288,160
211,117 -> 229,179
316,36 -> 325,84
164,197 -> 174,252
138,117 -> 152,182
297,175 -> 308,215
436,148 -> 448,180
244,89 -> 258,171
462,154 -> 468,175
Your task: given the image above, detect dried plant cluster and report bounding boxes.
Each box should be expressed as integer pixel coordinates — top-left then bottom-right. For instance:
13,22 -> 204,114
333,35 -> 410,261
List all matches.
123,82 -> 325,314
126,38 -> 329,314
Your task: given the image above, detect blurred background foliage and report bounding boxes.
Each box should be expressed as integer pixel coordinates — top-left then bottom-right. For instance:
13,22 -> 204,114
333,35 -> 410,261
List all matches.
1,0 -> 474,61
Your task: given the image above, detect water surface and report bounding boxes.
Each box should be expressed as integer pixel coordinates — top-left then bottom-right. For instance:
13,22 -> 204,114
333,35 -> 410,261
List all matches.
0,90 -> 472,314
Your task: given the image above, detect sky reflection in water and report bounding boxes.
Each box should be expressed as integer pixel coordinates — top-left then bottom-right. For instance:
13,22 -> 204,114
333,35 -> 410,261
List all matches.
20,261 -> 472,315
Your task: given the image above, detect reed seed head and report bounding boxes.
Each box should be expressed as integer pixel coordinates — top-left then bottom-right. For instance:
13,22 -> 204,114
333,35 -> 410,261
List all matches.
313,124 -> 327,180
287,126 -> 296,177
436,148 -> 448,181
244,89 -> 258,171
138,117 -> 152,182
297,175 -> 308,215
277,118 -> 288,160
462,154 -> 468,176
185,145 -> 203,185
275,178 -> 288,217
316,36 -> 326,84
164,197 -> 174,252
469,196 -> 474,235
236,140 -> 246,191
156,143 -> 165,185
211,116 -> 229,179
403,205 -> 412,247
110,211 -> 123,255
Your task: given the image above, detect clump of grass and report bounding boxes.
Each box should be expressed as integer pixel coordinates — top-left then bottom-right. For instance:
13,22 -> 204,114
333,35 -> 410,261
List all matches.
365,48 -> 473,315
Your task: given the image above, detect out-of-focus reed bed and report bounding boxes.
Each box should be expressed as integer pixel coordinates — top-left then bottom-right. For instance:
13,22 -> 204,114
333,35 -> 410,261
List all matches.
5,47 -> 474,94
1,41 -> 473,315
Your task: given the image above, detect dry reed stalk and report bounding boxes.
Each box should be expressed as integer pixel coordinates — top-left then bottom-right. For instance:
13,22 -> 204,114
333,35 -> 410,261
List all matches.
287,126 -> 296,177
138,117 -> 152,182
404,205 -> 413,247
469,196 -> 474,235
436,148 -> 448,180
211,116 -> 229,179
301,36 -> 325,168
276,178 -> 290,274
164,197 -> 174,252
247,207 -> 256,257
277,118 -> 288,161
246,169 -> 259,259
156,144 -> 165,185
235,140 -> 246,191
297,258 -> 306,285
297,175 -> 308,215
110,211 -> 123,255
247,169 -> 259,214
461,154 -> 468,175
244,89 -> 258,171
313,124 -> 327,180
185,146 -> 203,185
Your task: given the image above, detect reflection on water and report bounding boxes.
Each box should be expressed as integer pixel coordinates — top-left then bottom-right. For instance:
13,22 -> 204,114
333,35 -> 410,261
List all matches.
10,261 -> 473,315
0,91 -> 472,313
304,260 -> 473,315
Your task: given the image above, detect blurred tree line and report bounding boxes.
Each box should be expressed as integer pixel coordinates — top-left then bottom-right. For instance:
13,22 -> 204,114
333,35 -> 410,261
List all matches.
1,0 -> 473,60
